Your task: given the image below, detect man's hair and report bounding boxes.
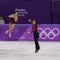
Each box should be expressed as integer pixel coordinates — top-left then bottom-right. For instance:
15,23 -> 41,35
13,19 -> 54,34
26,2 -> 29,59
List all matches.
33,20 -> 37,23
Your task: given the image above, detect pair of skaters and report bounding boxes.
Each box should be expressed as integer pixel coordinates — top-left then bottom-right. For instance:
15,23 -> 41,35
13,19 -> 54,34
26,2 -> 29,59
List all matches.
5,12 -> 40,53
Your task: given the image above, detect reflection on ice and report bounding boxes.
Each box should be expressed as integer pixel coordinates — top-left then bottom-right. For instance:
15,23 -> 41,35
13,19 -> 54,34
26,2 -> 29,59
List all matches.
0,41 -> 60,60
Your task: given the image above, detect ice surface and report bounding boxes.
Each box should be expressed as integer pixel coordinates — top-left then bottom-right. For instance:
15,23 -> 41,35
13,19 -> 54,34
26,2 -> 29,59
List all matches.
0,41 -> 60,60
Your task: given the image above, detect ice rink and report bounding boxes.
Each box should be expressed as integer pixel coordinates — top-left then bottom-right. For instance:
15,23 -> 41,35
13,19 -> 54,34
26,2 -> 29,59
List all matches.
0,41 -> 60,60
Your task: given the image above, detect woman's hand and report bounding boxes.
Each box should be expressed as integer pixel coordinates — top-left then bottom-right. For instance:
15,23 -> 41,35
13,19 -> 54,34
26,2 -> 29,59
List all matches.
14,16 -> 18,22
28,19 -> 31,22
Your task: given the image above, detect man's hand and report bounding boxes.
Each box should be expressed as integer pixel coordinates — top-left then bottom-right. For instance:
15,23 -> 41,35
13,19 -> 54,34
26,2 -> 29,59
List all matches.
27,32 -> 31,34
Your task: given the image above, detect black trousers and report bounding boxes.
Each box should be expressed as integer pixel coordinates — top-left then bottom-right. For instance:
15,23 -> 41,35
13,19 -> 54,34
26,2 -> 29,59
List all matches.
34,32 -> 40,50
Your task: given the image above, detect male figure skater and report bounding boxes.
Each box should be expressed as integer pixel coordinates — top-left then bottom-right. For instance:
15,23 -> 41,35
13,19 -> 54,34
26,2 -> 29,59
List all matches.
5,12 -> 18,38
28,19 -> 40,53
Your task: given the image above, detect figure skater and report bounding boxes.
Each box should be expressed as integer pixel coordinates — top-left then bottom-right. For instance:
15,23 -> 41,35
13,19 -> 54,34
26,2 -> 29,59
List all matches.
28,19 -> 40,53
5,12 -> 18,38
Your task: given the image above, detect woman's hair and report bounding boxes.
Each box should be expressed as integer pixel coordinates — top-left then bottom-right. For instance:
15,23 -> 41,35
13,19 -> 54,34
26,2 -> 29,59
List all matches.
15,11 -> 18,13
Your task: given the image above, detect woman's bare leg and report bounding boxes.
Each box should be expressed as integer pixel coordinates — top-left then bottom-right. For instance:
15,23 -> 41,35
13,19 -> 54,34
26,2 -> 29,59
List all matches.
9,24 -> 15,38
5,23 -> 11,34
5,23 -> 15,38
8,23 -> 15,33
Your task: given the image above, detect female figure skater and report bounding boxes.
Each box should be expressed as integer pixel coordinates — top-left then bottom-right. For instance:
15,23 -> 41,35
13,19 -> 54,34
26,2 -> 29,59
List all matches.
5,12 -> 18,38
28,19 -> 40,53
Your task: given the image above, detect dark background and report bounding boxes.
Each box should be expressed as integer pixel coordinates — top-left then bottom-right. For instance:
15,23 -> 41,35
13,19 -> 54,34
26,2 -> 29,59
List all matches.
0,0 -> 60,24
